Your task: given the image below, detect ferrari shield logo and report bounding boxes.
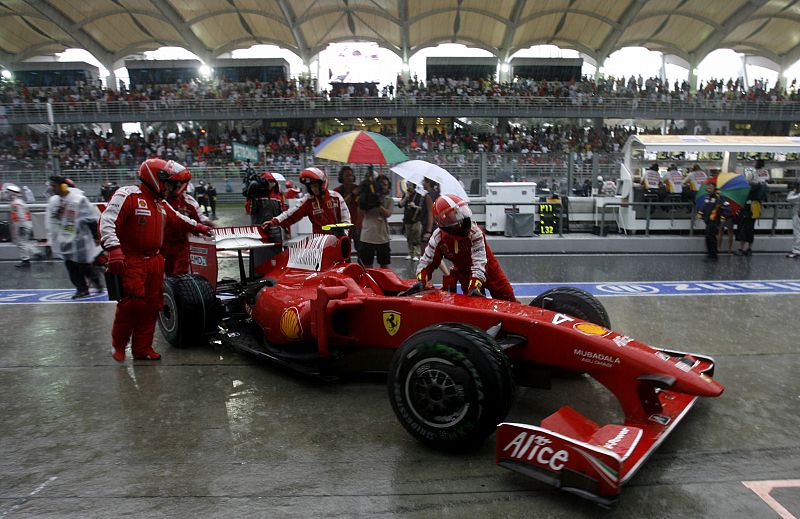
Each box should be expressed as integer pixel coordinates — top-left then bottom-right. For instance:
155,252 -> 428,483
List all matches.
383,310 -> 401,336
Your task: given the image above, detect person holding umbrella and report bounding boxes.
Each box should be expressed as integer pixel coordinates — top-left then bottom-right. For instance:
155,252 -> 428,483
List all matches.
265,167 -> 350,234
415,194 -> 516,302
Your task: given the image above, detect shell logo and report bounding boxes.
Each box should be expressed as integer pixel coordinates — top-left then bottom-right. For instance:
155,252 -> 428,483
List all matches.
280,307 -> 303,340
573,322 -> 610,337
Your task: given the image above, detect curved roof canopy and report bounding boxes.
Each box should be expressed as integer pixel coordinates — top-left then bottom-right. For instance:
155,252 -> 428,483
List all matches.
1,0 -> 799,70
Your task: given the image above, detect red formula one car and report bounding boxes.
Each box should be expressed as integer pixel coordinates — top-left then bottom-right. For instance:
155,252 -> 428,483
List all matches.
158,225 -> 724,506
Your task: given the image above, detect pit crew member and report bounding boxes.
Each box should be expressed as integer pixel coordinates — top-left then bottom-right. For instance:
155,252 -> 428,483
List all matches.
264,167 -> 350,234
100,159 -> 212,362
415,194 -> 516,302
162,169 -> 214,277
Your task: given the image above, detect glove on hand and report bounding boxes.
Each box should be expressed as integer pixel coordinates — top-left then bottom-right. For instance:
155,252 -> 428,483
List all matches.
416,271 -> 430,283
195,224 -> 214,237
106,247 -> 126,276
261,217 -> 280,230
467,278 -> 485,297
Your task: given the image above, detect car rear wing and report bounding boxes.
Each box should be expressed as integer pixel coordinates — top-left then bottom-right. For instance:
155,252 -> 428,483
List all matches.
496,349 -> 722,505
188,226 -> 277,287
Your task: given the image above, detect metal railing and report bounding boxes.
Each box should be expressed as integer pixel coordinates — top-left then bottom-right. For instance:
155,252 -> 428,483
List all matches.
598,200 -> 795,236
6,95 -> 800,123
0,153 -> 623,201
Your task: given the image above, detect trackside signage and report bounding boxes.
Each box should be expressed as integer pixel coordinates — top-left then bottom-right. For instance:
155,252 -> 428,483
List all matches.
1,279 -> 800,304
512,280 -> 800,298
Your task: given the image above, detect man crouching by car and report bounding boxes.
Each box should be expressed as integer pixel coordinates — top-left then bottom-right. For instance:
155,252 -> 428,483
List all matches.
415,194 -> 516,302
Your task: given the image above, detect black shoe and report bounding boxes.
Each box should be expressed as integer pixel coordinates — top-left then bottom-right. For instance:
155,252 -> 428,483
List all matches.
15,260 -> 31,268
744,249 -> 752,256
71,291 -> 90,299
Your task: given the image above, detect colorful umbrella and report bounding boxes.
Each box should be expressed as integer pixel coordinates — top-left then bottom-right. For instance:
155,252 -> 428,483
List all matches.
313,131 -> 408,164
696,172 -> 751,214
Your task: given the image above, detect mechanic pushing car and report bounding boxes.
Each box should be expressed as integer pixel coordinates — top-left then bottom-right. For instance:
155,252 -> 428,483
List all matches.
415,194 -> 516,302
162,168 -> 214,277
263,167 -> 350,234
100,158 -> 213,362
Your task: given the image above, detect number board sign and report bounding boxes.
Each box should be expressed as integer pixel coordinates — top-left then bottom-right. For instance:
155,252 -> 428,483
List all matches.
539,198 -> 561,235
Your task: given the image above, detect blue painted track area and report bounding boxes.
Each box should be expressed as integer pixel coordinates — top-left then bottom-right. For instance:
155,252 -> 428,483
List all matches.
3,279 -> 800,304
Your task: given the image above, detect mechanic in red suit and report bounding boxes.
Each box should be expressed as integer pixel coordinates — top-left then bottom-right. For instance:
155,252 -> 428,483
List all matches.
283,180 -> 301,200
100,159 -> 212,362
162,169 -> 213,276
415,194 -> 516,302
265,167 -> 350,234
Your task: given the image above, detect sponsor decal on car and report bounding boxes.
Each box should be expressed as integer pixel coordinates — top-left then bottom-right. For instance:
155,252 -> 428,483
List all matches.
551,313 -> 575,325
501,432 -> 569,471
383,310 -> 401,336
649,414 -> 671,425
280,307 -> 303,340
574,322 -> 611,337
612,335 -> 633,347
574,348 -> 621,367
190,254 -> 207,267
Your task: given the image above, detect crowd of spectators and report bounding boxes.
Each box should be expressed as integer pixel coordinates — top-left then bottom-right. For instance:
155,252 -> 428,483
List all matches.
2,73 -> 799,108
0,122 -> 685,172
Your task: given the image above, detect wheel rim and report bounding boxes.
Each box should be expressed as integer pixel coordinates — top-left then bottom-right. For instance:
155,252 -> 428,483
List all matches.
404,355 -> 470,429
160,290 -> 177,333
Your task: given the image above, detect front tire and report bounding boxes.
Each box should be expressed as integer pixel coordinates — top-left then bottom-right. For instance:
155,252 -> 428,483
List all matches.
530,287 -> 610,328
159,274 -> 218,348
388,323 -> 513,452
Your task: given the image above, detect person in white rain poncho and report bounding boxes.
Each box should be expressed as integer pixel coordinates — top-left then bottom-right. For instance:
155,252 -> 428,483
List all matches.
4,183 -> 37,267
46,175 -> 104,298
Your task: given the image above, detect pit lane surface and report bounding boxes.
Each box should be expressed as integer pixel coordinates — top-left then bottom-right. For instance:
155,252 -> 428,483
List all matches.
1,251 -> 798,517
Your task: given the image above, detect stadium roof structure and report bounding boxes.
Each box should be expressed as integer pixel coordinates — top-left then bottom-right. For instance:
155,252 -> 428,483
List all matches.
1,0 -> 800,71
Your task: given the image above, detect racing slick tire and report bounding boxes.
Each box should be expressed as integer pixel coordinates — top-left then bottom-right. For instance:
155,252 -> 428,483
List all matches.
158,274 -> 218,348
530,287 -> 611,328
388,323 -> 514,452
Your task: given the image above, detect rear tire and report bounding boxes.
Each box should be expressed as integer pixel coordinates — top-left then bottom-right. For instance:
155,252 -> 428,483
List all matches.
530,287 -> 610,328
388,323 -> 513,452
159,274 -> 218,348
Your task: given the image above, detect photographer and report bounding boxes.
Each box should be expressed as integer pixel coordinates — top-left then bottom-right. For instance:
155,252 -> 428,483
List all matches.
359,165 -> 382,212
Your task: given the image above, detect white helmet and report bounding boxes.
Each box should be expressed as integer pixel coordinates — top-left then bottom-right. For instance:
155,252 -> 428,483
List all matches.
4,183 -> 21,196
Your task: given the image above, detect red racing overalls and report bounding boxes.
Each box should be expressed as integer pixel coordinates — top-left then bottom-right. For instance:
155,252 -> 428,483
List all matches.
100,185 -> 199,357
416,224 -> 516,302
163,192 -> 211,276
272,190 -> 351,234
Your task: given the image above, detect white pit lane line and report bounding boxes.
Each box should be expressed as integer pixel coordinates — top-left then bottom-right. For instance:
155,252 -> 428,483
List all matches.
742,480 -> 800,519
0,476 -> 58,517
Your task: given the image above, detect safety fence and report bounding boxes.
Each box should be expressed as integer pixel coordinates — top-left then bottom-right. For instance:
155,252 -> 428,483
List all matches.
6,95 -> 800,123
0,153 -> 623,201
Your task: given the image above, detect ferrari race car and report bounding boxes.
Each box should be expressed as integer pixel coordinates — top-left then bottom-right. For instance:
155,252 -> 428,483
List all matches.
158,225 -> 724,505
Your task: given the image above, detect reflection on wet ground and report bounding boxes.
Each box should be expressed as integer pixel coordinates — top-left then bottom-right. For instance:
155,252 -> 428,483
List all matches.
1,207 -> 798,517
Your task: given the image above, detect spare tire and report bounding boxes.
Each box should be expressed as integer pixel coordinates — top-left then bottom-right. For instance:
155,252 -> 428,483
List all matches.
530,287 -> 610,328
159,274 -> 218,348
388,323 -> 513,452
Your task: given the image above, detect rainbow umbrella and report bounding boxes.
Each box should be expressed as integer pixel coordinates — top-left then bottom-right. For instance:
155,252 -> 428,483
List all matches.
696,172 -> 751,214
313,131 -> 408,164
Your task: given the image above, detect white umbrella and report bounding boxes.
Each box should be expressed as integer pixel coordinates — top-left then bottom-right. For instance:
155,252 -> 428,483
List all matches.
390,160 -> 470,201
